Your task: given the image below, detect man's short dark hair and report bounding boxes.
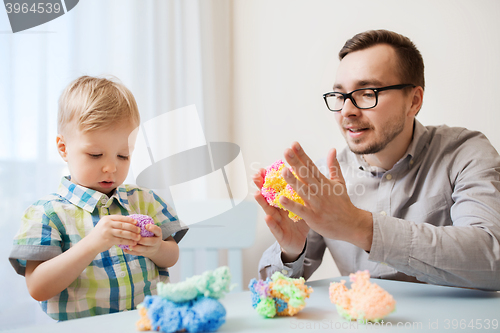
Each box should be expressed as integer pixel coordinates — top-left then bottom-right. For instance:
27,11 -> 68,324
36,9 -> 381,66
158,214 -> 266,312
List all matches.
339,30 -> 425,90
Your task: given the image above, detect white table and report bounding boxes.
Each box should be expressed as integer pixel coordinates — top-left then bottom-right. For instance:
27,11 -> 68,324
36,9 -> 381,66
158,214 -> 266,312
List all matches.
6,277 -> 500,332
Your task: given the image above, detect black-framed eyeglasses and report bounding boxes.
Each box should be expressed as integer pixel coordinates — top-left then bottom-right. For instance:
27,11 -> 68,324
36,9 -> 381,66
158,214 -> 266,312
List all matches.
323,84 -> 415,112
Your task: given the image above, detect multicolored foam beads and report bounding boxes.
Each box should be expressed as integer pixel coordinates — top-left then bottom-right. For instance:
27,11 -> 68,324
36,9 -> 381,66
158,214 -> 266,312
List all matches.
261,159 -> 305,222
136,266 -> 232,333
118,214 -> 156,250
249,272 -> 313,318
157,265 -> 233,302
329,270 -> 396,323
136,295 -> 226,333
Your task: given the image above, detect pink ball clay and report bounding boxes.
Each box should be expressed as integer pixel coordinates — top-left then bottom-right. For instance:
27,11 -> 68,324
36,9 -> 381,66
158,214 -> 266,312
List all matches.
118,214 -> 155,250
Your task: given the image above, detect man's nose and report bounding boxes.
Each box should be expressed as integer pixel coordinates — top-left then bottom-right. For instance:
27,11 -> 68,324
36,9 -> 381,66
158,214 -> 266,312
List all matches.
340,98 -> 362,118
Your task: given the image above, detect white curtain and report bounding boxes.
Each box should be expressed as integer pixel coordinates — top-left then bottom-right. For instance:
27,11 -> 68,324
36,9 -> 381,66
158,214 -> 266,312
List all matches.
0,0 -> 232,329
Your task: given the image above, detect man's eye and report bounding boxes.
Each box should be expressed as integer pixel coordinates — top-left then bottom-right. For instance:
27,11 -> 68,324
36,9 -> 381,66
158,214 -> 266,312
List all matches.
118,155 -> 129,160
89,154 -> 102,158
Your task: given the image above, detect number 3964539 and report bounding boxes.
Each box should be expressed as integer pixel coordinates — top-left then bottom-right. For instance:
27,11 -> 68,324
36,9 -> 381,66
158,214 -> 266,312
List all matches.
5,2 -> 62,14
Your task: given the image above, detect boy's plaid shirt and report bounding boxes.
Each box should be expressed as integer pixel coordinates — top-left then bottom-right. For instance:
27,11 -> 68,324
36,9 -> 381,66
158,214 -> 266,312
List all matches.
9,176 -> 187,321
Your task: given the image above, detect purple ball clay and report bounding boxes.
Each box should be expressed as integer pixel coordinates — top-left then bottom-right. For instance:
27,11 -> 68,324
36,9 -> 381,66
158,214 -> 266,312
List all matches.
118,214 -> 155,250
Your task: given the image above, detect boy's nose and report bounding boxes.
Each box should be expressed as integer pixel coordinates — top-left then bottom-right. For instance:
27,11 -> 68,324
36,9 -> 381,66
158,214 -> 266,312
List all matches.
102,160 -> 117,173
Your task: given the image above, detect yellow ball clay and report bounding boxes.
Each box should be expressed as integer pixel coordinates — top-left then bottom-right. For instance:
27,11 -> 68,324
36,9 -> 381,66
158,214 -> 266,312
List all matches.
261,159 -> 305,222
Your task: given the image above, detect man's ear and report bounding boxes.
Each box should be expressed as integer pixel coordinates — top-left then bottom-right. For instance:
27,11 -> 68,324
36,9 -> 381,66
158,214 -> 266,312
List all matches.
408,86 -> 424,117
56,135 -> 68,162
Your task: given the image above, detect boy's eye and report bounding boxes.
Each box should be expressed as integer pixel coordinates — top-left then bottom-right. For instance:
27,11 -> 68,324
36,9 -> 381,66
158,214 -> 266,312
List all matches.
89,154 -> 102,158
118,155 -> 129,160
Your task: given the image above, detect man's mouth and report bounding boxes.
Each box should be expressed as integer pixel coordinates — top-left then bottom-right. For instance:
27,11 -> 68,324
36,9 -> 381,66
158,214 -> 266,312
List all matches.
345,126 -> 370,138
347,128 -> 368,133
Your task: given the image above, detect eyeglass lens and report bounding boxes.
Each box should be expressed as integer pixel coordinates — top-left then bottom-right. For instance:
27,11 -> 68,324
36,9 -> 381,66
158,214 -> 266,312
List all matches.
326,89 -> 377,111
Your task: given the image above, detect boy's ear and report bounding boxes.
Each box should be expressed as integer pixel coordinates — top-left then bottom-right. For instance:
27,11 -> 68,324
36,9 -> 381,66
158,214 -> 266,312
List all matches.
56,135 -> 68,162
128,126 -> 140,155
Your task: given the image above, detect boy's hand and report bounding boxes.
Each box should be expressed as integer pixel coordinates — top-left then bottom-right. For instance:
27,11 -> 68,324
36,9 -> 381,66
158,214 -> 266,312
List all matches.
87,215 -> 141,254
124,224 -> 163,258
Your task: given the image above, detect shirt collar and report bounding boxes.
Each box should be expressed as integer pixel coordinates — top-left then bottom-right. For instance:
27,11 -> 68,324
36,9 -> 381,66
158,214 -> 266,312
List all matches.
354,154 -> 386,174
353,119 -> 430,174
57,176 -> 131,213
405,119 -> 430,161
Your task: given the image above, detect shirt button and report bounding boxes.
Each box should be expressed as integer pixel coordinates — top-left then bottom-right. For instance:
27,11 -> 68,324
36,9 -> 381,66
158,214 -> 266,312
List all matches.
380,211 -> 387,216
385,174 -> 392,180
118,271 -> 126,278
281,269 -> 289,275
100,198 -> 107,205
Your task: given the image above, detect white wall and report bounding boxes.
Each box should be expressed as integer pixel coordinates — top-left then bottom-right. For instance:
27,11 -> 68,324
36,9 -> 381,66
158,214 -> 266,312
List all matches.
232,0 -> 500,283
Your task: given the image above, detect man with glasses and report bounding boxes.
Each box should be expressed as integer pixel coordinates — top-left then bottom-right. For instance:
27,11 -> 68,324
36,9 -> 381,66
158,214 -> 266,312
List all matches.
255,30 -> 500,290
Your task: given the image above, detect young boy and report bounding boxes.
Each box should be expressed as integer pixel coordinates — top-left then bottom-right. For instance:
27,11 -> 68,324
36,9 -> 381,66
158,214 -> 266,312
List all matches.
9,76 -> 187,321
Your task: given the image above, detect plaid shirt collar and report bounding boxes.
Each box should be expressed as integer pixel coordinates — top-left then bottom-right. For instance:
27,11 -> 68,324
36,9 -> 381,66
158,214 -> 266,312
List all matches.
57,176 -> 131,213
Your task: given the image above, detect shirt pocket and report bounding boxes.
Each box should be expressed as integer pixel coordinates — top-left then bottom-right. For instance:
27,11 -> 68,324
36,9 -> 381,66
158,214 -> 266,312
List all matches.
400,193 -> 451,225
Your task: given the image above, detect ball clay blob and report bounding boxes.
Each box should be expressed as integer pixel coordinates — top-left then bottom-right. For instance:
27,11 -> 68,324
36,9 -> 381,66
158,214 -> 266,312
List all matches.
261,159 -> 305,222
118,214 -> 155,250
329,270 -> 396,323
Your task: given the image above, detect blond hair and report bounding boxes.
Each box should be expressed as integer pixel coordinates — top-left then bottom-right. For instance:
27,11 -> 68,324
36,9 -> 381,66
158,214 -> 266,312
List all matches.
58,76 -> 140,134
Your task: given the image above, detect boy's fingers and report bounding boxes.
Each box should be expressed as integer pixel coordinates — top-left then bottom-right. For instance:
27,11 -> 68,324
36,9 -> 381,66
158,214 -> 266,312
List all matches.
137,236 -> 160,246
120,239 -> 138,249
124,246 -> 139,255
113,221 -> 140,233
146,224 -> 162,237
111,215 -> 137,224
113,225 -> 141,241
